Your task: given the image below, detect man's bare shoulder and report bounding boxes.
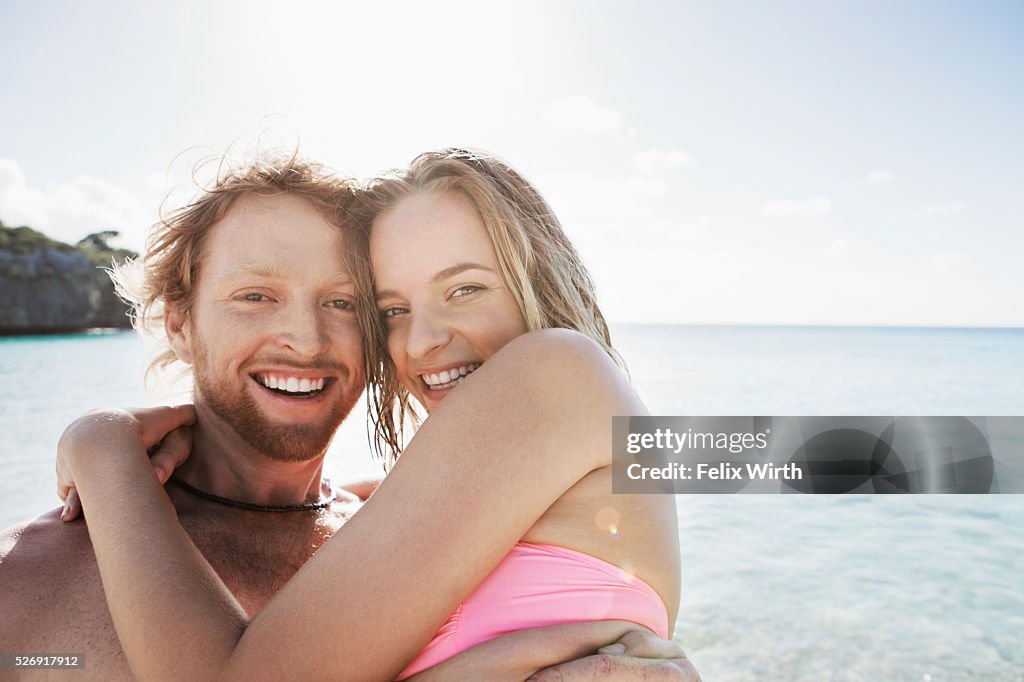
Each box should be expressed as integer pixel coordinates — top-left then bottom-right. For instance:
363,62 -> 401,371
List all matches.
1,508 -> 96,573
0,509 -> 104,641
0,510 -> 129,679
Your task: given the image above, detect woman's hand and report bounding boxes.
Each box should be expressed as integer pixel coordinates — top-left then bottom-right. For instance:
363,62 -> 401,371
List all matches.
57,405 -> 196,521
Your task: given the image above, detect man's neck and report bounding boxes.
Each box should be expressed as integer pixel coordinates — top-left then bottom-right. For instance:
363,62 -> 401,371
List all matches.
174,401 -> 332,507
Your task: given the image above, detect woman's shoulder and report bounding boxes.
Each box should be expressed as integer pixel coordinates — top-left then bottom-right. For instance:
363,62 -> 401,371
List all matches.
494,328 -> 623,386
481,329 -> 645,463
502,327 -> 607,352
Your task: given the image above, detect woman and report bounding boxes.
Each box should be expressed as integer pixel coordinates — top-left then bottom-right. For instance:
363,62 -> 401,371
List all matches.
57,148 -> 682,681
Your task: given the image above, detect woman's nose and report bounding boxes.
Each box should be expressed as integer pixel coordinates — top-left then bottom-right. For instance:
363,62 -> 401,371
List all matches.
405,312 -> 453,360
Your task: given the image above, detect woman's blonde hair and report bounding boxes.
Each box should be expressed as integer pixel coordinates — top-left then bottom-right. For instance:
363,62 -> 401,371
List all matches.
346,148 -> 624,466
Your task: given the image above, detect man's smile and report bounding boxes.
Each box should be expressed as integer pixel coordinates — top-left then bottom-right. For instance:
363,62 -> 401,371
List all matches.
252,372 -> 334,398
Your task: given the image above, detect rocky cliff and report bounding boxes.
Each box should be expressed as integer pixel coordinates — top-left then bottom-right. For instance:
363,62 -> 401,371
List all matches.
0,222 -> 138,334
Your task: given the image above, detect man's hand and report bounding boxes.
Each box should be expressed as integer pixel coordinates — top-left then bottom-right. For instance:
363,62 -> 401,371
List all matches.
405,622 -> 700,682
528,629 -> 701,681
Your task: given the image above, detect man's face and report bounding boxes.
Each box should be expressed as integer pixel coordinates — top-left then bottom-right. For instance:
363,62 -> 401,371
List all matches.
172,193 -> 364,462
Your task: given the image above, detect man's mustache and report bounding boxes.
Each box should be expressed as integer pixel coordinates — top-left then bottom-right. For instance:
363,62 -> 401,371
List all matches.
242,357 -> 352,374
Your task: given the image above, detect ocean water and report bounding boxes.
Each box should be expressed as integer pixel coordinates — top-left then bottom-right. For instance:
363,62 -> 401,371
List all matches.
1,325 -> 1022,680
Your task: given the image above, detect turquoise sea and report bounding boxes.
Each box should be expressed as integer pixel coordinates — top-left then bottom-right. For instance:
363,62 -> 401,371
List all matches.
1,325 -> 1022,680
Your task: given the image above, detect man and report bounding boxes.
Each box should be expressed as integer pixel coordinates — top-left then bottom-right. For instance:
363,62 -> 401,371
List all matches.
0,154 -> 697,680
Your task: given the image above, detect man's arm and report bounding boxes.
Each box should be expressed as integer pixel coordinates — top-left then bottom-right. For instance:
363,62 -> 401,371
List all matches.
405,622 -> 700,682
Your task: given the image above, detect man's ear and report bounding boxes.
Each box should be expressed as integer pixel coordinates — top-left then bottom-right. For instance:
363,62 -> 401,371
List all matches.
165,303 -> 194,365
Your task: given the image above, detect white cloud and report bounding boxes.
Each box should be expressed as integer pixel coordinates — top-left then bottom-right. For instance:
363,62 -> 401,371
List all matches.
0,158 -> 152,250
0,159 -> 26,187
865,170 -> 894,184
545,95 -> 622,133
631,148 -> 693,174
761,196 -> 832,218
915,201 -> 967,217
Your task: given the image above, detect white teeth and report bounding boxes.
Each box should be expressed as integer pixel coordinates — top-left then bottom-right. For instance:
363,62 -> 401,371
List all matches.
423,363 -> 482,388
257,374 -> 328,394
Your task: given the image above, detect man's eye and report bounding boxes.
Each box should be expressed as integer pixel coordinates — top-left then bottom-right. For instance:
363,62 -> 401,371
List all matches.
327,299 -> 353,310
243,293 -> 269,302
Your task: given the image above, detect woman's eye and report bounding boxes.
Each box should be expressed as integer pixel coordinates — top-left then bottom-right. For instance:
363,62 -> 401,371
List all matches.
451,285 -> 482,298
327,299 -> 353,311
379,307 -> 407,319
242,293 -> 269,302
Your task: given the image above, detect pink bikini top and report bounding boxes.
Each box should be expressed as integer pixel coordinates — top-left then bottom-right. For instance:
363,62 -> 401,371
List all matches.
397,542 -> 670,680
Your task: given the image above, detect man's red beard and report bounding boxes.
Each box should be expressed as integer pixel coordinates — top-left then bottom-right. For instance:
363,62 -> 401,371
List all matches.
192,352 -> 359,463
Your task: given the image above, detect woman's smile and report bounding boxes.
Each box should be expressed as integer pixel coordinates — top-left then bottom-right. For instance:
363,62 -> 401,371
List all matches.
419,362 -> 483,390
370,190 -> 528,411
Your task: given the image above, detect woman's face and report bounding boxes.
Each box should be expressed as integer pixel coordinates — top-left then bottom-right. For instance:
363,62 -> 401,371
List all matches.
370,191 -> 529,412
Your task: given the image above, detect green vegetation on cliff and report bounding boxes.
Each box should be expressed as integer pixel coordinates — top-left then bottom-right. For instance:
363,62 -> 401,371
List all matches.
0,220 -> 139,334
75,229 -> 137,268
0,220 -> 74,254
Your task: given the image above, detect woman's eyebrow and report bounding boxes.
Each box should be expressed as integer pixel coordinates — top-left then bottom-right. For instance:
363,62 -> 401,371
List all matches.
431,262 -> 495,283
376,262 -> 495,300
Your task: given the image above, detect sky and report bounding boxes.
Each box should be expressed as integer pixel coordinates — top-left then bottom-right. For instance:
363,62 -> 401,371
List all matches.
1,0 -> 1022,327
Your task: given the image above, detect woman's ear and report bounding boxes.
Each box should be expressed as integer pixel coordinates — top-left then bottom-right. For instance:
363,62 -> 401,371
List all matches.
165,304 -> 194,365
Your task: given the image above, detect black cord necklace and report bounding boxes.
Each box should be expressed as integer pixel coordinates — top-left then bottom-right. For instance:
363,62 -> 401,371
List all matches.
169,475 -> 333,513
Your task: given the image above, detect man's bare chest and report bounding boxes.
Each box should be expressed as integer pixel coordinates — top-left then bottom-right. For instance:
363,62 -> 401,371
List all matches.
181,511 -> 346,614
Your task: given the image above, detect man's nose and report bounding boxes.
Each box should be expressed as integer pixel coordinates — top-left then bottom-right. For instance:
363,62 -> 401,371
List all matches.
275,304 -> 330,358
405,313 -> 452,360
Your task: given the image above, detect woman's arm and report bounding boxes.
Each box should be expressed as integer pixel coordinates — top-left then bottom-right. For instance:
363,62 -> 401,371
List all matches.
65,329 -> 647,681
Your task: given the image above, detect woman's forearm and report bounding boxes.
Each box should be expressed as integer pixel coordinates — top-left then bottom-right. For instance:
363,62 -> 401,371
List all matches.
66,423 -> 248,681
406,621 -> 644,681
71,331 -> 641,681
